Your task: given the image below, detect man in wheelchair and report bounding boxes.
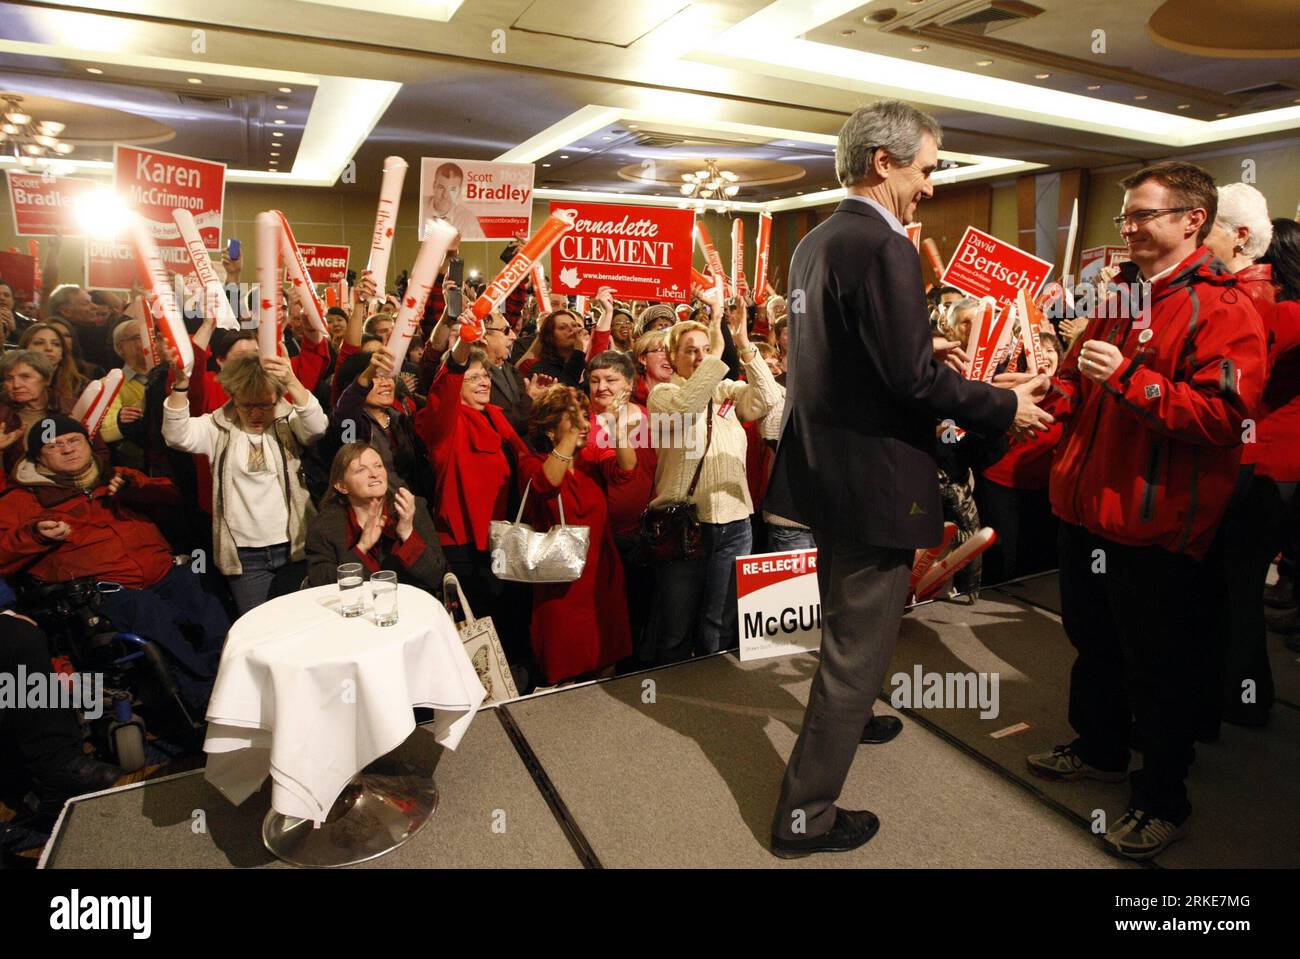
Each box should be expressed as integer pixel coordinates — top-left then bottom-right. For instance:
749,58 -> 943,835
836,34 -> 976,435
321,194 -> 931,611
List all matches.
0,415 -> 228,713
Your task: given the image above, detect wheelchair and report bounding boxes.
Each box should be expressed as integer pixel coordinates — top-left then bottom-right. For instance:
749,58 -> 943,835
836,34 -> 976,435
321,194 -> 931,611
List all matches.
14,574 -> 205,771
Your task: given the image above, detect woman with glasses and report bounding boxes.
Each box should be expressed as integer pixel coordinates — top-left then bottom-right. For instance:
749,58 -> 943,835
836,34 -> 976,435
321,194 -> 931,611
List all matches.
631,329 -> 674,406
162,351 -> 328,614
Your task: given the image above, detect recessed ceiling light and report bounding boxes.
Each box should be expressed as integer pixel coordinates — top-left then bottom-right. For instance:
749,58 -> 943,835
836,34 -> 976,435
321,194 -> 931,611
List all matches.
1035,73 -> 1051,80
278,87 -> 292,93
1177,103 -> 1191,110
275,104 -> 288,110
270,152 -> 280,157
1134,94 -> 1148,100
272,131 -> 283,137
1217,112 -> 1229,117
86,67 -> 103,75
559,154 -> 569,159
542,163 -> 551,167
274,119 -> 286,125
627,125 -> 638,130
601,136 -> 612,141
911,44 -> 928,53
1087,84 -> 1102,91
187,77 -> 202,84
976,59 -> 993,67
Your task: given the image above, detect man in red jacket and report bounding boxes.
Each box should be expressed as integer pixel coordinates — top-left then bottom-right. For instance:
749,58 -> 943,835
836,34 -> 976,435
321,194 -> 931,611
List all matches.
0,415 -> 227,708
1021,161 -> 1267,860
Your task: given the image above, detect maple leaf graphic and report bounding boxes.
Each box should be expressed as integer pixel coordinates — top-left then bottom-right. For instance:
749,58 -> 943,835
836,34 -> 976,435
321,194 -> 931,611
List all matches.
385,228 -> 394,238
405,296 -> 417,309
559,266 -> 580,288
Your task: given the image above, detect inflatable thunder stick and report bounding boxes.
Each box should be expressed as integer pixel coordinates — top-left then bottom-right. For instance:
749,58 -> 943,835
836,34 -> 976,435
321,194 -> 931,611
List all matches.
172,209 -> 238,331
910,522 -> 957,598
531,263 -> 549,305
694,222 -> 729,293
255,211 -> 282,360
914,528 -> 998,602
365,156 -> 408,305
325,286 -> 338,309
964,299 -> 1012,383
126,215 -> 193,376
125,294 -> 158,371
1016,289 -> 1048,375
464,209 -> 577,341
385,219 -> 459,372
275,211 -> 329,337
922,238 -> 946,282
337,279 -> 350,313
753,213 -> 772,306
731,219 -> 749,300
76,369 -> 124,439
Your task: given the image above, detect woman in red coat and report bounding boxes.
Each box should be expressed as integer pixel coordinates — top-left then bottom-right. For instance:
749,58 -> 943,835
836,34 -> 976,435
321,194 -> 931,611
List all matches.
518,386 -> 636,686
413,336 -> 532,668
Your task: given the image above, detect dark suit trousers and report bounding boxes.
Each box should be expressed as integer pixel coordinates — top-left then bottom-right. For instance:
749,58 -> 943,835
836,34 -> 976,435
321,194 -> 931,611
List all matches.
772,531 -> 912,840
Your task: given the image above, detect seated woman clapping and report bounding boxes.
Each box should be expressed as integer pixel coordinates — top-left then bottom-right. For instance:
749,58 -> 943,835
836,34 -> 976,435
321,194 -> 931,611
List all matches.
306,442 -> 446,592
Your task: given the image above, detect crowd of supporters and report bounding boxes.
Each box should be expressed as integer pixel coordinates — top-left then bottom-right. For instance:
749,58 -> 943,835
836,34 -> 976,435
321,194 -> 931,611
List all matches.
1,171 -> 1297,844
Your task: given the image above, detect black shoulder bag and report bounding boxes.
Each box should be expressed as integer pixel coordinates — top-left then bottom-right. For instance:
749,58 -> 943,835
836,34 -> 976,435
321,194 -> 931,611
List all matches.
638,399 -> 713,563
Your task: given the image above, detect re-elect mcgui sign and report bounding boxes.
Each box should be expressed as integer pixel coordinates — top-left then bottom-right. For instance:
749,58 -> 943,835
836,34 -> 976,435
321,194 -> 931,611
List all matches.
736,549 -> 822,662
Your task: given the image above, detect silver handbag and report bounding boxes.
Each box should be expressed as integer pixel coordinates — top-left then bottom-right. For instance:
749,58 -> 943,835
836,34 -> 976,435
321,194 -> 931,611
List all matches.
488,479 -> 590,583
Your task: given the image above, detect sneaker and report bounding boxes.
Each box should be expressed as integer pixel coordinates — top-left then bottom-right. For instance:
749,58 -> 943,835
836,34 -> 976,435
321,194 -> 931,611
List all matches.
1026,744 -> 1127,783
1103,808 -> 1188,860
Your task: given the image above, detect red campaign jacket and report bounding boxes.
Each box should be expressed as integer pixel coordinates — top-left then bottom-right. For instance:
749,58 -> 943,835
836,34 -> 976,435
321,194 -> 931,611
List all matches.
1046,247 -> 1267,559
981,418 -> 1065,491
413,358 -> 529,549
0,462 -> 180,589
1246,297 -> 1300,481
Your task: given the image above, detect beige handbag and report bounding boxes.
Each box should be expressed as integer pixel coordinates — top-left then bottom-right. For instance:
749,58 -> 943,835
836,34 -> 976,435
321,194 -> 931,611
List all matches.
442,573 -> 518,705
488,479 -> 590,583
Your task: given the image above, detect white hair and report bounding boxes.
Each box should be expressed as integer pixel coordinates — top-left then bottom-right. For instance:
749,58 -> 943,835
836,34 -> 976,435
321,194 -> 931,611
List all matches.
1216,183 -> 1272,260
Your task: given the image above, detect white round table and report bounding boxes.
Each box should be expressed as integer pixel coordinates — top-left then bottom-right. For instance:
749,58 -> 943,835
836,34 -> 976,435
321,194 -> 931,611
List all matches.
203,583 -> 485,866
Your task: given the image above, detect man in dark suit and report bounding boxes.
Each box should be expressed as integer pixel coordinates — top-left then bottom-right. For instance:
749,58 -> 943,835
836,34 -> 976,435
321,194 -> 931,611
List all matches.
765,99 -> 1053,858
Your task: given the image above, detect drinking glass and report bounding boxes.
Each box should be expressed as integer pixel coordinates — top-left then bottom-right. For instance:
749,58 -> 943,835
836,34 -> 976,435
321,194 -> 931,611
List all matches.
338,563 -> 364,617
371,570 -> 398,626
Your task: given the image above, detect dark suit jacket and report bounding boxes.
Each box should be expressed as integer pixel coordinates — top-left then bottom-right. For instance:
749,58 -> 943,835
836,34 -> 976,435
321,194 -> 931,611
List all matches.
765,199 -> 1016,550
489,360 -> 532,436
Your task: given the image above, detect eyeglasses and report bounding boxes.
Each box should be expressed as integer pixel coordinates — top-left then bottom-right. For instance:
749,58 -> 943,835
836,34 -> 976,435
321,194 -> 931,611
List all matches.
1112,208 -> 1193,229
484,325 -> 513,335
45,436 -> 86,451
236,401 -> 276,412
641,347 -> 667,357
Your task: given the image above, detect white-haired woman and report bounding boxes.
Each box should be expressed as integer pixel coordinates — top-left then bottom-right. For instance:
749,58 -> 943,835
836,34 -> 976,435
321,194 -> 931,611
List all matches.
1206,182 -> 1275,314
163,352 -> 328,614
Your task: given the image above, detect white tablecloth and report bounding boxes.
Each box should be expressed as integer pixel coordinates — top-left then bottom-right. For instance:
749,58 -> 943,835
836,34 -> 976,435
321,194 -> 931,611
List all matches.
203,584 -> 485,822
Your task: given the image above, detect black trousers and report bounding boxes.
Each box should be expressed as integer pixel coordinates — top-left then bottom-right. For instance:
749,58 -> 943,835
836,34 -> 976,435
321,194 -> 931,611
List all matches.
1058,523 -> 1206,824
1201,474 -> 1296,725
974,479 -> 1058,585
0,615 -> 85,779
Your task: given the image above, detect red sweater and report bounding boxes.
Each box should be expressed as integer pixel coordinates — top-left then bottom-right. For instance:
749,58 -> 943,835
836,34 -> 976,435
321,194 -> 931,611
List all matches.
413,359 -> 529,549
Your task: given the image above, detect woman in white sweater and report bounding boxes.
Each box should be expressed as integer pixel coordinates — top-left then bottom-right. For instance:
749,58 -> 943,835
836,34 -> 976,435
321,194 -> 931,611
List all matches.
163,352 -> 328,614
644,290 -> 782,663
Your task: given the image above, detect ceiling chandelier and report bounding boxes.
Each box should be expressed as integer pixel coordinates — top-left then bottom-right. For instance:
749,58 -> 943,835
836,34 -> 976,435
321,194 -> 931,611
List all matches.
1,95 -> 75,168
680,158 -> 740,200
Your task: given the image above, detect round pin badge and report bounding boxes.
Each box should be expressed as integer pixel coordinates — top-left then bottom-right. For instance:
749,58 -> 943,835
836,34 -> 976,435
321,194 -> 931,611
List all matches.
1138,329 -> 1154,343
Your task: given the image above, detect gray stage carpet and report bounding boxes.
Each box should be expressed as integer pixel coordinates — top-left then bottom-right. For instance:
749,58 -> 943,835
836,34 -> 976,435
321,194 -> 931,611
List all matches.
42,712 -> 581,869
892,591 -> 1300,868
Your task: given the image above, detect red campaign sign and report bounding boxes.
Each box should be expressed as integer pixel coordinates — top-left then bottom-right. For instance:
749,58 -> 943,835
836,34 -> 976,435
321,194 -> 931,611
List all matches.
296,243 -> 351,285
548,201 -> 695,304
0,251 -> 38,302
6,172 -> 98,236
940,226 -> 1053,311
115,144 -> 226,248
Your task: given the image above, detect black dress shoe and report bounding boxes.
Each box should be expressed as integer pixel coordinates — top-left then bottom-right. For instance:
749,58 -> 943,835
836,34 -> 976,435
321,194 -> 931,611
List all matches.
860,715 -> 903,744
34,753 -> 122,811
771,808 -> 880,860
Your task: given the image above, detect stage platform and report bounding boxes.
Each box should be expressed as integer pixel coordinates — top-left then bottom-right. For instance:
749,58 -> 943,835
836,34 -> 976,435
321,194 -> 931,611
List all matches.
40,574 -> 1300,869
